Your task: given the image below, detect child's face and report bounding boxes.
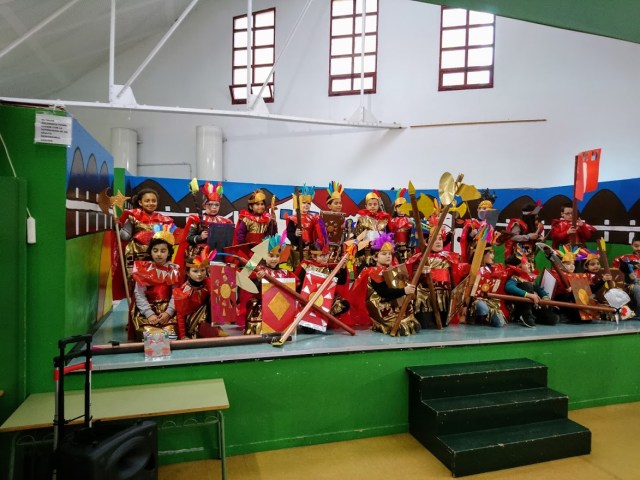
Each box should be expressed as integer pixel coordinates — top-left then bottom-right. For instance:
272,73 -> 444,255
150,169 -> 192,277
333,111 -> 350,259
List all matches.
520,259 -> 532,273
394,205 -> 406,217
313,253 -> 330,264
265,252 -> 280,268
301,201 -> 311,214
560,207 -> 573,221
139,193 -> 158,213
432,236 -> 444,253
204,201 -> 220,215
482,250 -> 494,265
187,266 -> 208,283
375,250 -> 393,267
252,201 -> 266,214
562,260 -> 576,273
632,240 -> 640,255
586,259 -> 601,273
150,243 -> 170,265
328,199 -> 342,212
366,199 -> 380,214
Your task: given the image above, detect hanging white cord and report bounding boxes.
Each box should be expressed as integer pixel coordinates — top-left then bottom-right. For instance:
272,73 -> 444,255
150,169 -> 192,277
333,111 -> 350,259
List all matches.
0,131 -> 33,218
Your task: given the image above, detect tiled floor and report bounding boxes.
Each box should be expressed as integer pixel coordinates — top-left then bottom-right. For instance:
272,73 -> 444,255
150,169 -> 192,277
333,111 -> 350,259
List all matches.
158,401 -> 640,480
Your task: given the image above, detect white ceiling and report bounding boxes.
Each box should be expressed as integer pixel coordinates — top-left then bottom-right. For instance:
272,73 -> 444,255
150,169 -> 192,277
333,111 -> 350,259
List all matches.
0,0 -> 193,98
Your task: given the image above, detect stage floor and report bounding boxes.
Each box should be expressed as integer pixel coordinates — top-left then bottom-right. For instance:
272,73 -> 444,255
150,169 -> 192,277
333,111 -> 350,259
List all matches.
88,301 -> 640,372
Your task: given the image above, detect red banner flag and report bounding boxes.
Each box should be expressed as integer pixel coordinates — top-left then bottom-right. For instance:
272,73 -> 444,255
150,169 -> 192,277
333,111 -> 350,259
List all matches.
574,148 -> 601,201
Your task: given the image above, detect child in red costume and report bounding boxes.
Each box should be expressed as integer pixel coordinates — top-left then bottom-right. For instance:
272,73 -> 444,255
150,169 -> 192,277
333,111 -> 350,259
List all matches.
129,226 -> 181,340
353,190 -> 392,271
174,247 -> 228,339
119,188 -> 174,270
612,234 -> 640,317
233,189 -> 277,245
413,223 -> 468,328
503,201 -> 544,260
243,234 -> 298,335
550,203 -> 597,249
349,233 -> 420,335
184,181 -> 233,258
286,184 -> 328,260
389,188 -> 414,263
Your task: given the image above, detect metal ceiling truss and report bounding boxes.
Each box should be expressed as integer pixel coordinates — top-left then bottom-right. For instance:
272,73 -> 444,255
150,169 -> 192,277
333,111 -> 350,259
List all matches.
0,0 -> 402,129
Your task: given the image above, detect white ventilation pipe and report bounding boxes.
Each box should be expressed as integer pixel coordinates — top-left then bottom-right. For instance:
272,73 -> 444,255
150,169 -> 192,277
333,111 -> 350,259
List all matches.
110,127 -> 138,175
195,126 -> 224,180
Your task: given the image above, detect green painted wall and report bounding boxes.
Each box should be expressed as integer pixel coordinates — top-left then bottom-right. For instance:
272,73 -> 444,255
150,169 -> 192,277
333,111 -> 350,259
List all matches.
0,177 -> 27,423
60,333 -> 640,464
65,233 -> 105,336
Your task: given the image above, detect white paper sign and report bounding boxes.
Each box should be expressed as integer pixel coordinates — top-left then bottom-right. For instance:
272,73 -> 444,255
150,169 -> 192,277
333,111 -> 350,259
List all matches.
35,113 -> 72,146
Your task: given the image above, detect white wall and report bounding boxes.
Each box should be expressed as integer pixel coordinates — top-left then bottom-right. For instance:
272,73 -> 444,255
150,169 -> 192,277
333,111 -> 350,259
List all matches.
52,0 -> 640,190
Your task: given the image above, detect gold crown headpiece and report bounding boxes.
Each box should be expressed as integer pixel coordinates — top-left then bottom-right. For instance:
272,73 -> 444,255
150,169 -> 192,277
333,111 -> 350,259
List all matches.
248,189 -> 267,204
152,224 -> 176,245
365,190 -> 381,203
393,187 -> 407,207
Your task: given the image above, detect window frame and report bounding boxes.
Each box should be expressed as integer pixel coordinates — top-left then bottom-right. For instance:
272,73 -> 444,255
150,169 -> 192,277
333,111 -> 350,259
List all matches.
438,7 -> 495,91
328,0 -> 379,97
230,7 -> 276,105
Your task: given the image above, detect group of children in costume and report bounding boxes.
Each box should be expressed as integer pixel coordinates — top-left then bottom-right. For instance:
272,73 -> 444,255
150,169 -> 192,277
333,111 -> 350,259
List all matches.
114,181 -> 640,342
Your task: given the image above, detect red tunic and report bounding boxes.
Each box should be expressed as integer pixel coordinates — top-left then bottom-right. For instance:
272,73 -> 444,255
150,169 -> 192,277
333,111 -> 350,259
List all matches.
174,280 -> 210,339
287,213 -> 327,247
233,210 -> 275,245
549,219 -> 596,249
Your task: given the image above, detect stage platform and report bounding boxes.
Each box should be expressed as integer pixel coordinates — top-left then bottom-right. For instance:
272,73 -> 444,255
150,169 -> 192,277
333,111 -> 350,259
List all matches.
89,301 -> 640,372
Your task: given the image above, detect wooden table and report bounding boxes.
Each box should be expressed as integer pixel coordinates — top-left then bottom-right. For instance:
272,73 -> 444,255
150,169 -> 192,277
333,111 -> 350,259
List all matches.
1,378 -> 229,479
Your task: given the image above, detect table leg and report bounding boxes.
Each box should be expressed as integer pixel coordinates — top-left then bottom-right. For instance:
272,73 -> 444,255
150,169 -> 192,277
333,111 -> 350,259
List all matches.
214,410 -> 226,480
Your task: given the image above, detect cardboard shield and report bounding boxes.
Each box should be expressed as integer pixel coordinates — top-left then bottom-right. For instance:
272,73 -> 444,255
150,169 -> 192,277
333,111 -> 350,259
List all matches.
567,273 -> 600,321
447,277 -> 468,325
261,278 -> 298,333
209,262 -> 237,324
299,270 -> 337,332
321,211 -> 346,244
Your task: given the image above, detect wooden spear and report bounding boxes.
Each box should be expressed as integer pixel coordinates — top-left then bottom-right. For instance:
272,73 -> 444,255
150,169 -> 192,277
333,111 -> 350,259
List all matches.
390,174 -> 464,336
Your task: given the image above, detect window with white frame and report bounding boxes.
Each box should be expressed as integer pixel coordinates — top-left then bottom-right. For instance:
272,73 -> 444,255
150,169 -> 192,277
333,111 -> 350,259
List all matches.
438,7 -> 495,91
230,8 -> 275,104
329,0 -> 378,96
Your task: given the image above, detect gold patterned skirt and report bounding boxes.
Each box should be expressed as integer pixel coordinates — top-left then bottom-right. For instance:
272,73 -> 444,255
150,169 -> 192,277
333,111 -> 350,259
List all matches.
130,300 -> 178,341
367,290 -> 420,336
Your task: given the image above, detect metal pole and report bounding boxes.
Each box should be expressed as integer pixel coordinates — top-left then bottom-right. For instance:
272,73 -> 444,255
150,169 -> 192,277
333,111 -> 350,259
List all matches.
116,0 -> 200,99
0,0 -> 83,61
249,0 -> 315,110
109,0 -> 116,101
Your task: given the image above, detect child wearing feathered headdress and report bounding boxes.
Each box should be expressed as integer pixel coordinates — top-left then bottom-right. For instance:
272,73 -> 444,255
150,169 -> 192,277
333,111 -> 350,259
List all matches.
129,225 -> 181,341
184,181 -> 233,257
242,234 -> 298,335
467,241 -> 509,328
348,233 -> 420,336
286,184 -> 328,263
504,246 -> 559,328
173,247 -> 228,339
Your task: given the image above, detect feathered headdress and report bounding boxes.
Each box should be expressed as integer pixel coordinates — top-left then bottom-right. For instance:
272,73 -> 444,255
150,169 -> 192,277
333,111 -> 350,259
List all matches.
514,244 -> 529,265
371,232 -> 395,252
327,181 -> 344,203
296,184 -> 315,205
186,246 -> 217,268
267,233 -> 288,257
393,188 -> 408,207
556,244 -> 587,262
201,181 -> 224,204
152,224 -> 177,245
584,249 -> 599,263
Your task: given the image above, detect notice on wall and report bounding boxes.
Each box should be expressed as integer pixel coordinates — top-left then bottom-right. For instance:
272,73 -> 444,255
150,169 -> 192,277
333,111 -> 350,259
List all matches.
34,113 -> 72,146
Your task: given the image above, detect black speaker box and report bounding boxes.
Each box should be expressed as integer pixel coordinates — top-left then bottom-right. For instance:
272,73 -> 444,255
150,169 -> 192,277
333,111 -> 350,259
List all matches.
56,420 -> 158,480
